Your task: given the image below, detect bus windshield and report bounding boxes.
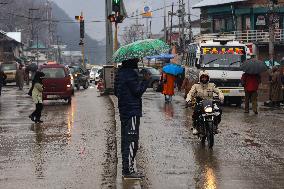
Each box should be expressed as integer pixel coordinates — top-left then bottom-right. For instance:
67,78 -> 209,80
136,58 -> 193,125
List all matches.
200,46 -> 246,70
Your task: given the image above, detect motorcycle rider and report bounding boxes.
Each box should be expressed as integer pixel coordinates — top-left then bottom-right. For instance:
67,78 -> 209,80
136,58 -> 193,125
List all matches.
186,71 -> 224,135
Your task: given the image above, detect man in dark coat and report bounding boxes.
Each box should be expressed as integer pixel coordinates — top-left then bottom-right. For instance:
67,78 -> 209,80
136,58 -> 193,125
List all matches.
0,68 -> 7,96
241,73 -> 261,114
114,58 -> 150,177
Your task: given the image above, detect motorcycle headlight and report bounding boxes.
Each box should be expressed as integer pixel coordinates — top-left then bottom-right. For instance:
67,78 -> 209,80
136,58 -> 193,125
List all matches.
204,107 -> 213,113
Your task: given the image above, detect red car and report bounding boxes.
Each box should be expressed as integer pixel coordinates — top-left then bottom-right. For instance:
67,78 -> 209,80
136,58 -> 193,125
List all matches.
39,64 -> 73,104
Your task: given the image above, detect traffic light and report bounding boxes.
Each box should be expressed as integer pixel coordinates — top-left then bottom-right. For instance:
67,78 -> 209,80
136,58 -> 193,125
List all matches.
116,15 -> 125,23
112,0 -> 120,13
80,20 -> 84,38
79,39 -> 84,46
108,14 -> 116,22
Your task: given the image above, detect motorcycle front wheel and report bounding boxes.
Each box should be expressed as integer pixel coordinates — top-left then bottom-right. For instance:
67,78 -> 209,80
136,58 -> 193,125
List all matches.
207,121 -> 214,148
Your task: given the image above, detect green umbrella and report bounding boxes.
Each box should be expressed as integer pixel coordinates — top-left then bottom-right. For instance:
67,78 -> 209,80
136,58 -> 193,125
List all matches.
112,39 -> 170,63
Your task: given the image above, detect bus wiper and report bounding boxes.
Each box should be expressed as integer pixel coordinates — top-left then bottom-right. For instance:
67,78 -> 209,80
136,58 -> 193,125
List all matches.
229,60 -> 241,66
205,58 -> 218,65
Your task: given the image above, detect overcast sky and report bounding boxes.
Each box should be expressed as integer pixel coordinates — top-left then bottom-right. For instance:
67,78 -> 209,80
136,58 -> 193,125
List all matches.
53,0 -> 200,41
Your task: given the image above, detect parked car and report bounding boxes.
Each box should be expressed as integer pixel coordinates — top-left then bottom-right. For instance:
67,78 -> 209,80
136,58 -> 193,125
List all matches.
138,67 -> 161,91
68,66 -> 89,90
39,64 -> 73,104
1,62 -> 18,84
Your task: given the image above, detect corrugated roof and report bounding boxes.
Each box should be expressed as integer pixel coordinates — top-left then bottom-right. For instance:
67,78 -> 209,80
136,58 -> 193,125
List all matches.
7,32 -> 21,43
193,0 -> 247,8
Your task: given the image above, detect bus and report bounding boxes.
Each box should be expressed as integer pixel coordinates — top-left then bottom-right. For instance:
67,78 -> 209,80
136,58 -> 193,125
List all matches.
187,39 -> 251,106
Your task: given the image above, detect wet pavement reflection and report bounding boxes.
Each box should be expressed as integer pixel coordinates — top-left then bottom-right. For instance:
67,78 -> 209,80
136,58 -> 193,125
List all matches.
137,91 -> 284,189
0,85 -> 117,189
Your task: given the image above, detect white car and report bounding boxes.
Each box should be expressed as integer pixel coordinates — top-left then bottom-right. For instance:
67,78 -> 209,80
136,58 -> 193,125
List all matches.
89,67 -> 99,83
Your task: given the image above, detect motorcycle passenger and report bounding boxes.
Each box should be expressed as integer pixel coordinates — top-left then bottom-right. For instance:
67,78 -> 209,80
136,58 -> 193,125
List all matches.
186,71 -> 224,135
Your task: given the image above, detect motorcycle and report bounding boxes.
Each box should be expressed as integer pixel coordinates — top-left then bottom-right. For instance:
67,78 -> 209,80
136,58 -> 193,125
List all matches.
194,97 -> 222,148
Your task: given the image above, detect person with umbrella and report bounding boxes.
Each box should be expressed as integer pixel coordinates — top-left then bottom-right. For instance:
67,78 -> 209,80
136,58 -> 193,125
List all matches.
241,58 -> 267,114
114,58 -> 151,178
162,63 -> 184,103
162,73 -> 176,103
241,72 -> 261,114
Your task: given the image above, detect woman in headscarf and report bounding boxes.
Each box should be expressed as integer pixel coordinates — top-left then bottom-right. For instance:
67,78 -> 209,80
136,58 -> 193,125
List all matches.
270,67 -> 283,107
29,71 -> 45,123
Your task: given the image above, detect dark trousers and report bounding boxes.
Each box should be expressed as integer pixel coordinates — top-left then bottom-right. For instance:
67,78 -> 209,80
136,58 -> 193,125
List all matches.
31,103 -> 43,121
121,116 -> 140,175
0,85 -> 2,96
245,91 -> 258,112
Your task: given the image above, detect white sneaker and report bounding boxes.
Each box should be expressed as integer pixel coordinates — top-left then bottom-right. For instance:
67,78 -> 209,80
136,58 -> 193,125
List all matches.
193,128 -> 198,135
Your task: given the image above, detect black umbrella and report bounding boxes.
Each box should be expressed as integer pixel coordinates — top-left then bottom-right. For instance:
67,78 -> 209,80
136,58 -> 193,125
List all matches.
241,59 -> 268,74
26,63 -> 38,72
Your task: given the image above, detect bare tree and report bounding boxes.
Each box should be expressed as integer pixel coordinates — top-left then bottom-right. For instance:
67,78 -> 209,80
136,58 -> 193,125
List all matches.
122,24 -> 145,45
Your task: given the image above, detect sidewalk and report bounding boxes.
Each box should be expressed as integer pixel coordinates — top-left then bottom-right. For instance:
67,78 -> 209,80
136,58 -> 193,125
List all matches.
109,95 -> 142,189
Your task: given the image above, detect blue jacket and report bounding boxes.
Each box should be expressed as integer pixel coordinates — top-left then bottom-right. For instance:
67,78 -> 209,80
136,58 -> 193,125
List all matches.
114,68 -> 149,120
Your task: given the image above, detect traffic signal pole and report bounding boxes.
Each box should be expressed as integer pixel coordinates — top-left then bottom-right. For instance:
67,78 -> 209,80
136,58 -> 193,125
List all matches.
80,12 -> 86,69
114,22 -> 119,51
106,0 -> 114,65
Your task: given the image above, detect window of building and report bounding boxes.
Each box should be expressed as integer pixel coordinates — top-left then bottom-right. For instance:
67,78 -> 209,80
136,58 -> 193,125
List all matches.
242,16 -> 251,30
213,16 -> 235,32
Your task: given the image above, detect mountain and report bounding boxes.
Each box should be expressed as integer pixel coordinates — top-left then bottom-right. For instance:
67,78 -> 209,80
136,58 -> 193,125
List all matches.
51,2 -> 106,65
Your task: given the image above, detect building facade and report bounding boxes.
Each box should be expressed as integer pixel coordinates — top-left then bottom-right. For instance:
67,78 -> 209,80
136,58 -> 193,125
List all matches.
0,31 -> 23,64
193,0 -> 284,61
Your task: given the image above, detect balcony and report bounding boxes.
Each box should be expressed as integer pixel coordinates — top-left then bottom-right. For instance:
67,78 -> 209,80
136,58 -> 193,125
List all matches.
234,30 -> 284,43
195,30 -> 284,44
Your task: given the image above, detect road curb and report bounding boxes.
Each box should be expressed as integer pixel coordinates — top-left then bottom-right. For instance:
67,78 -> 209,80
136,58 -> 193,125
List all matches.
109,95 -> 142,189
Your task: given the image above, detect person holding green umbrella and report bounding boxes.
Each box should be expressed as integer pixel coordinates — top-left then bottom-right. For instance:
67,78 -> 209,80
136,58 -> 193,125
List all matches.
114,58 -> 151,178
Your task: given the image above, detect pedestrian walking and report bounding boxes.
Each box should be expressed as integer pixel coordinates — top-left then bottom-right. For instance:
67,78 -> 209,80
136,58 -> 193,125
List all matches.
162,73 -> 176,103
16,64 -> 25,90
114,58 -> 150,178
181,70 -> 196,99
25,67 -> 30,85
29,71 -> 45,123
176,70 -> 184,92
241,73 -> 261,114
270,67 -> 283,107
0,68 -> 7,96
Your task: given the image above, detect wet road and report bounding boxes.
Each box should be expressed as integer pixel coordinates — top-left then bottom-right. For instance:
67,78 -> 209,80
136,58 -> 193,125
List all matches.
0,85 -> 117,189
136,91 -> 284,189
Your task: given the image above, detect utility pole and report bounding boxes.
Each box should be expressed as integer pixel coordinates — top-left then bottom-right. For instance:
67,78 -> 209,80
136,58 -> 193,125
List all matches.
181,0 -> 186,55
56,35 -> 61,64
106,0 -> 113,65
36,33 -> 39,66
268,0 -> 278,66
46,0 -> 53,48
187,0 -> 193,44
163,0 -> 167,42
169,3 -> 174,45
28,8 -> 39,47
